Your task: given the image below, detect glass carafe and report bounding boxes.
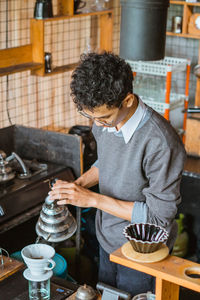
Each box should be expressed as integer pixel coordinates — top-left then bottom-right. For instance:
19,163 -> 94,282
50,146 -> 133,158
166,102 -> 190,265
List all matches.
28,278 -> 50,300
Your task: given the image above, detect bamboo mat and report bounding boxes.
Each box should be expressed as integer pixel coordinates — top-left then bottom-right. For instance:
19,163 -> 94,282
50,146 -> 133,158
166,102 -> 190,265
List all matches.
121,242 -> 169,263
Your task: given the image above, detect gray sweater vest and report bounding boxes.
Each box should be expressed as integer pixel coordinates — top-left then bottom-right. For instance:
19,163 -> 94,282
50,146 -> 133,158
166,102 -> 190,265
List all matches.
92,106 -> 186,254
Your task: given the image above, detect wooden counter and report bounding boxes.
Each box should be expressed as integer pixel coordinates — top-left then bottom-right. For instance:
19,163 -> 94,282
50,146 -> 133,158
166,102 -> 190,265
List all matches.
110,247 -> 200,300
0,255 -> 24,282
184,156 -> 200,178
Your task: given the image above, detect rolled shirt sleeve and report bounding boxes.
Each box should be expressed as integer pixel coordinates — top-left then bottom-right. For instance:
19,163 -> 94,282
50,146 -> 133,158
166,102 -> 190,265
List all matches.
131,146 -> 186,249
131,201 -> 148,224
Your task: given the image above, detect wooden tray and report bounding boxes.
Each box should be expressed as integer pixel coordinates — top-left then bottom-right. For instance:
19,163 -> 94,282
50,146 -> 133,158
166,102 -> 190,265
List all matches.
121,242 -> 169,263
0,255 -> 24,281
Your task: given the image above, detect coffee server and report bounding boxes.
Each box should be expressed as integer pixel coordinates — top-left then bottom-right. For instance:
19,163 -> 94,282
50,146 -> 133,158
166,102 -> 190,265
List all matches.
34,0 -> 53,19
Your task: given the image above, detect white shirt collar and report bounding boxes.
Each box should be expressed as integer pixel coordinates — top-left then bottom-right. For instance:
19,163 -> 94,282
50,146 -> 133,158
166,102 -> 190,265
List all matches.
103,97 -> 147,144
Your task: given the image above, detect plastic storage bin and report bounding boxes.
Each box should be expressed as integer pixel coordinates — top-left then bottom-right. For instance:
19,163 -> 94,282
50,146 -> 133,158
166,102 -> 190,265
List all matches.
127,56 -> 191,139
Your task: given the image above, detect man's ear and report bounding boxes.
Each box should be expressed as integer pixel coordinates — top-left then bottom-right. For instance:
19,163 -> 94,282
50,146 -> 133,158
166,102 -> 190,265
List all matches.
124,94 -> 135,108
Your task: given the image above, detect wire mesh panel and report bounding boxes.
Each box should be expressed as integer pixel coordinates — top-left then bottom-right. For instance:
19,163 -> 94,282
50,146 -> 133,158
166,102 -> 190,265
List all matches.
0,0 -> 198,129
0,0 -> 115,129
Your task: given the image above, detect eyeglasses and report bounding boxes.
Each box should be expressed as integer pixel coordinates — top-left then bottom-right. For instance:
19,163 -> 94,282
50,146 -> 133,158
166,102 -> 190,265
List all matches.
78,103 -> 123,127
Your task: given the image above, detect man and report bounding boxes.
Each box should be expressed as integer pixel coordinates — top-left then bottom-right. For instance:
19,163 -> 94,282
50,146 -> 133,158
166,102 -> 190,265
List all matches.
49,52 -> 186,296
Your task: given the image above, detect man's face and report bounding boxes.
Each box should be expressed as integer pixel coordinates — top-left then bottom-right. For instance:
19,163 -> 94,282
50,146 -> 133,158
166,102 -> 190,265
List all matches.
81,103 -> 128,128
78,94 -> 138,130
78,94 -> 136,129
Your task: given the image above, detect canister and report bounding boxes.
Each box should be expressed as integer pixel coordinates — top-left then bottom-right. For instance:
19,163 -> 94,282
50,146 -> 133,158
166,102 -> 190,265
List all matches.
45,52 -> 52,73
172,16 -> 182,33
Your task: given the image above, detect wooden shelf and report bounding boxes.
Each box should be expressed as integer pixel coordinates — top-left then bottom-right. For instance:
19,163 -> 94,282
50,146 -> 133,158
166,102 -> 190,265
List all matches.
0,62 -> 43,76
32,62 -> 79,76
41,9 -> 113,22
167,31 -> 200,38
170,0 -> 200,6
170,0 -> 185,4
0,44 -> 43,77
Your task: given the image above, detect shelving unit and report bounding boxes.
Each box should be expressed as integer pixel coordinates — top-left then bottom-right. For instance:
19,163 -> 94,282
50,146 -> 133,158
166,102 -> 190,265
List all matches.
128,57 -> 191,141
30,9 -> 113,76
167,1 -> 200,38
167,0 -> 200,107
0,0 -> 113,77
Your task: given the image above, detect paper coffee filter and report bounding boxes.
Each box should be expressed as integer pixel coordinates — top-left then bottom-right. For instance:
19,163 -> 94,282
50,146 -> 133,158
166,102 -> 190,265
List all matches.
22,244 -> 55,259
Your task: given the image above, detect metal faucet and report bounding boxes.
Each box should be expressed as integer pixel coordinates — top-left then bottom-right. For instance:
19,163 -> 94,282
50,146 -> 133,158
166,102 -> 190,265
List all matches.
6,152 -> 31,178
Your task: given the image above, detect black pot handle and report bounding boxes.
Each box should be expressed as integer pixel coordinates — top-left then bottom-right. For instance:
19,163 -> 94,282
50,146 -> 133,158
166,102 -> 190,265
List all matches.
182,107 -> 200,113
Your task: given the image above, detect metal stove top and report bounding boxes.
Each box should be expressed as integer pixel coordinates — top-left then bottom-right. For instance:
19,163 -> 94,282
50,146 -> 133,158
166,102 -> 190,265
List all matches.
0,158 -> 65,199
0,125 -> 80,243
0,156 -> 75,233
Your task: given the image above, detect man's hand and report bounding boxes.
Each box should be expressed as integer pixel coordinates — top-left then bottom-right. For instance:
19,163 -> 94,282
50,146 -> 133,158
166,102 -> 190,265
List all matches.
74,166 -> 99,188
48,180 -> 99,207
48,177 -> 134,222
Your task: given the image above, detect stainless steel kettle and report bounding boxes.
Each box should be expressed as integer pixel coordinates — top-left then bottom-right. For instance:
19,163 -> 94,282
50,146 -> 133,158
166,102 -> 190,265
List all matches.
36,195 -> 77,243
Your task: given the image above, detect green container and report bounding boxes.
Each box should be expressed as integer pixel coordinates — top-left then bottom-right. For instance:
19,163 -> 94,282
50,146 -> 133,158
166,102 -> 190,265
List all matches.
172,213 -> 189,258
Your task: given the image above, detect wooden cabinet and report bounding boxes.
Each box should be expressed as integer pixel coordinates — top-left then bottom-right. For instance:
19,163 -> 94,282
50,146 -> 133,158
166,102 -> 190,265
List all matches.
0,0 -> 113,77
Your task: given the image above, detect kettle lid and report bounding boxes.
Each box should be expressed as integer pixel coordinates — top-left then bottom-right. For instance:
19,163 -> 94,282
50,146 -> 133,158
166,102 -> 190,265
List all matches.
76,284 -> 97,300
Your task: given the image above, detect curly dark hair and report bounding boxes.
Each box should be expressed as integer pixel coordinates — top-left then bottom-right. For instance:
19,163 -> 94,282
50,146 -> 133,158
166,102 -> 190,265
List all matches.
70,52 -> 133,111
